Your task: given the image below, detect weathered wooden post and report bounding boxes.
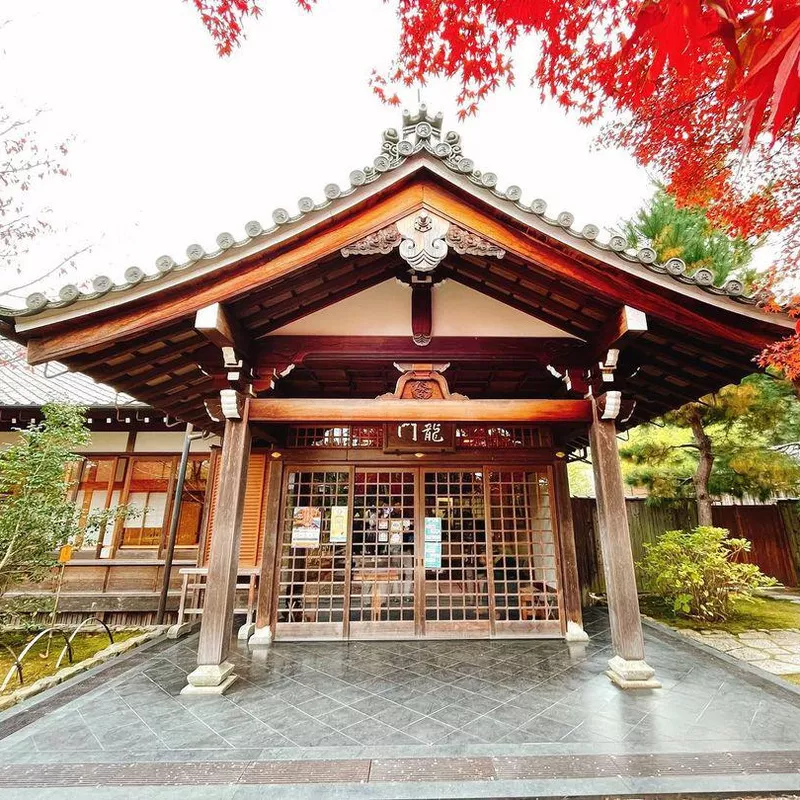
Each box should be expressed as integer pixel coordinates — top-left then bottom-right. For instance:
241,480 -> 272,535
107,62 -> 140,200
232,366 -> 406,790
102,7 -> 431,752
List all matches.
249,456 -> 284,646
552,458 -> 588,642
589,398 -> 660,688
183,392 -> 251,694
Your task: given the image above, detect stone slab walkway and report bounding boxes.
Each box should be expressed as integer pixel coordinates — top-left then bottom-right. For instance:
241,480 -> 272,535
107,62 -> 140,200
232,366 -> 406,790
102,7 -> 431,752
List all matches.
0,609 -> 798,797
680,628 -> 800,676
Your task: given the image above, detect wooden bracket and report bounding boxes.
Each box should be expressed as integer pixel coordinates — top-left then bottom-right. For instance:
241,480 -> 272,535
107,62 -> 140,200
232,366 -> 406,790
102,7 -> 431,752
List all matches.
378,362 -> 468,401
252,362 -> 296,395
204,397 -> 223,423
586,306 -> 647,392
220,389 -> 248,420
595,391 -> 636,423
593,306 -> 648,359
562,367 -> 589,396
195,302 -> 253,365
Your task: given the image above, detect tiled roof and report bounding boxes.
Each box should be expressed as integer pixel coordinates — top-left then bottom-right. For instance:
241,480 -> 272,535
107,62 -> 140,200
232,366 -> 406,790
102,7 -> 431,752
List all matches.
1,106 -> 755,319
0,338 -> 142,408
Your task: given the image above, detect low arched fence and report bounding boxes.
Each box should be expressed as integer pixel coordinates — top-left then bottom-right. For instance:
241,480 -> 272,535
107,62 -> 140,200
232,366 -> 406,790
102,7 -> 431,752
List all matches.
0,617 -> 114,691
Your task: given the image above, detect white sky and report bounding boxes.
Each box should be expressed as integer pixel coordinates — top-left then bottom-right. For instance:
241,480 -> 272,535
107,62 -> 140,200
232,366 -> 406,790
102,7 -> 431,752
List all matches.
4,0 -> 657,306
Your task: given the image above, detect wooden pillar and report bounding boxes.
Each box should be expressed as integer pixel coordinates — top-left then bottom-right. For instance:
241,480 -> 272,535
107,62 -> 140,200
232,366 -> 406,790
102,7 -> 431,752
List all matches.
183,405 -> 251,694
249,456 -> 284,646
589,399 -> 660,689
552,459 -> 587,641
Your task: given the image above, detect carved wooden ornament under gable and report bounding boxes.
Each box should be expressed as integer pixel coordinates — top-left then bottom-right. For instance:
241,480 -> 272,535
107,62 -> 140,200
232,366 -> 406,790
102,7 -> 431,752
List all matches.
340,211 -> 505,270
376,362 -> 468,401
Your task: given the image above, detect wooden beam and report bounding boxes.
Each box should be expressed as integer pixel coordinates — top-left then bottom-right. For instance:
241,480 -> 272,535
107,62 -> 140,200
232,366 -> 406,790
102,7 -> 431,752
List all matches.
184,399 -> 251,694
194,302 -> 252,361
255,336 -> 585,365
588,398 -> 659,688
591,305 -> 647,362
249,397 -> 591,423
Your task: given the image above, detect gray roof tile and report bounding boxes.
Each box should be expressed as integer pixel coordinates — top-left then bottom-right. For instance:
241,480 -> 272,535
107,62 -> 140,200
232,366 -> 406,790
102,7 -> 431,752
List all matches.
0,338 -> 142,408
0,106 -> 756,319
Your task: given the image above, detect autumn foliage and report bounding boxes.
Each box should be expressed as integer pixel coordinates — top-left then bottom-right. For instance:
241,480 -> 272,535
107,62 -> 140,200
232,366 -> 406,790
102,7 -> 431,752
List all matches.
191,0 -> 800,368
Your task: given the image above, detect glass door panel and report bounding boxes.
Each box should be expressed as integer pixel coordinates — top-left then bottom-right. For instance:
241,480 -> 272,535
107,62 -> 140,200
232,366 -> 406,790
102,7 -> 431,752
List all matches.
487,469 -> 562,635
422,471 -> 490,637
275,469 -> 349,639
349,470 -> 416,637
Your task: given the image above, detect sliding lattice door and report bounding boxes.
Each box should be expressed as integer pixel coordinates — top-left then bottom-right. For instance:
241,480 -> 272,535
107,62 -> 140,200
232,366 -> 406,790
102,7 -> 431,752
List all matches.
486,469 -> 563,636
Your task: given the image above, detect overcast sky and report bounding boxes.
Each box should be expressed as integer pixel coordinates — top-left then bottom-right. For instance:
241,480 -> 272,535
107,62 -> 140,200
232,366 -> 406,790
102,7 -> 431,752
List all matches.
4,0 -> 657,306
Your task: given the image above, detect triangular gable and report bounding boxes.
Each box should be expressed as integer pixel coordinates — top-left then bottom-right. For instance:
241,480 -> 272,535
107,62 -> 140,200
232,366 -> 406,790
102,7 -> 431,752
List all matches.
269,279 -> 577,338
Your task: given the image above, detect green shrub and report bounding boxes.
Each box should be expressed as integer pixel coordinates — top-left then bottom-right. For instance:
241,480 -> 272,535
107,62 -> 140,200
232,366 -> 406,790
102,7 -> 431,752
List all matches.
638,526 -> 776,621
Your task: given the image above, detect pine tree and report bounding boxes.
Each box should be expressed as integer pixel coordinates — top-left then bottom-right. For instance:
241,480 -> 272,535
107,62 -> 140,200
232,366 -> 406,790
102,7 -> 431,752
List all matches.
616,190 -> 798,521
620,374 -> 800,523
618,188 -> 759,287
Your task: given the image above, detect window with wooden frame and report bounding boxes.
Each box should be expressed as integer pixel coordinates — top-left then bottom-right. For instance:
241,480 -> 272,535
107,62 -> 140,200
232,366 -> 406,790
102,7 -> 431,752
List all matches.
120,455 -> 211,549
72,457 -> 126,556
70,454 -> 211,554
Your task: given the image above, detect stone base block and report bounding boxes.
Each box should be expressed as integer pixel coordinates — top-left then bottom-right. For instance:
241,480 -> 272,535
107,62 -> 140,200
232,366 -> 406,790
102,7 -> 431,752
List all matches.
237,622 -> 256,641
607,655 -> 661,689
180,674 -> 238,696
183,660 -> 236,694
565,621 -> 590,642
167,621 -> 198,640
248,626 -> 273,647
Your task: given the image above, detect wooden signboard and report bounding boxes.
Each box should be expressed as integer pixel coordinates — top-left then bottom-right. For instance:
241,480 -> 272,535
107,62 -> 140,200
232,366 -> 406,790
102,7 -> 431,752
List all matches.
384,422 -> 456,453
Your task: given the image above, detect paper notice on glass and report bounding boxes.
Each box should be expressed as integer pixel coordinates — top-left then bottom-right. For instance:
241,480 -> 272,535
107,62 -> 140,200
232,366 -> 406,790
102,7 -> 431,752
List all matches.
330,506 -> 349,543
424,540 -> 442,569
291,506 -> 321,548
424,517 -> 442,542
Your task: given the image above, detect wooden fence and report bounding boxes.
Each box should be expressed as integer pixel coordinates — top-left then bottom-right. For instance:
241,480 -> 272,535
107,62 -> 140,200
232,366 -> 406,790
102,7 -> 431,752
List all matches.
572,498 -> 800,596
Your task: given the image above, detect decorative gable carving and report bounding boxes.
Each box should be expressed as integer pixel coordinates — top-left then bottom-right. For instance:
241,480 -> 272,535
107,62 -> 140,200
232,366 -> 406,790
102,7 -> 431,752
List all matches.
340,212 -> 504,273
340,224 -> 402,257
446,224 -> 506,258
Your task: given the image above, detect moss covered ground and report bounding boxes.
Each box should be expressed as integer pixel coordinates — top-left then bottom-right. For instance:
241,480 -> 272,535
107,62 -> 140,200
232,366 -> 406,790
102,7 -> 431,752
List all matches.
0,629 -> 141,694
639,595 -> 800,635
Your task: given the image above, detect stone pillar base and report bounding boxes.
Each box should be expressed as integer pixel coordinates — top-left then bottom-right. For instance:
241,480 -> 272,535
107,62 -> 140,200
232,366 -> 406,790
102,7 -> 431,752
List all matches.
237,622 -> 256,641
606,655 -> 661,689
565,621 -> 589,642
248,626 -> 273,647
181,661 -> 238,695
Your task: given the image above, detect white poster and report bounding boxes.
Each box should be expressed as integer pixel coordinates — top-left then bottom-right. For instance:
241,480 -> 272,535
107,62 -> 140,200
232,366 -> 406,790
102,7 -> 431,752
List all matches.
330,506 -> 349,543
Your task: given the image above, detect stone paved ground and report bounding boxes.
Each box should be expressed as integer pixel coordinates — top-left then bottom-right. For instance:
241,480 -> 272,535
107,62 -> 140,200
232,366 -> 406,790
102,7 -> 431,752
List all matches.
0,609 -> 799,797
680,627 -> 800,676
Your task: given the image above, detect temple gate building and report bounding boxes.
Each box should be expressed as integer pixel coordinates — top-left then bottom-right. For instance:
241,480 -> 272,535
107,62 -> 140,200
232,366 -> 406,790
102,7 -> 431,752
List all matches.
0,108 -> 793,693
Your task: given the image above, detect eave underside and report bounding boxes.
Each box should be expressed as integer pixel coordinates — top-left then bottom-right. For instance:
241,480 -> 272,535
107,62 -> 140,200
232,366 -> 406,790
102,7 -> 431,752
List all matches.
36,242 -> 769,447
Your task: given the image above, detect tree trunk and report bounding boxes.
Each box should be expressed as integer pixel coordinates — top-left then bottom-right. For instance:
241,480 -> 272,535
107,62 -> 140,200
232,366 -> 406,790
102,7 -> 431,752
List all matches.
688,405 -> 714,527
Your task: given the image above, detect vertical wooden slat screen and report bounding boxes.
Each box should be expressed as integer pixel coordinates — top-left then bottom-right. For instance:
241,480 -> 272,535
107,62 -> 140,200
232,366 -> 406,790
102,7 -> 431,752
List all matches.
202,452 -> 268,567
239,454 -> 268,566
202,456 -> 222,566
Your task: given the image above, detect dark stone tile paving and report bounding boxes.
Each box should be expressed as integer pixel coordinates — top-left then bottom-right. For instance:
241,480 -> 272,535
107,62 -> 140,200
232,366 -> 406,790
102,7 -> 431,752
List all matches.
1,607 -> 800,790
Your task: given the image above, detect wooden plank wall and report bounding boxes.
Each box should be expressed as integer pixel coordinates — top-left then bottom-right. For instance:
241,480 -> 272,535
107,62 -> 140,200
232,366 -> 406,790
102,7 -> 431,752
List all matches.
573,498 -> 800,592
